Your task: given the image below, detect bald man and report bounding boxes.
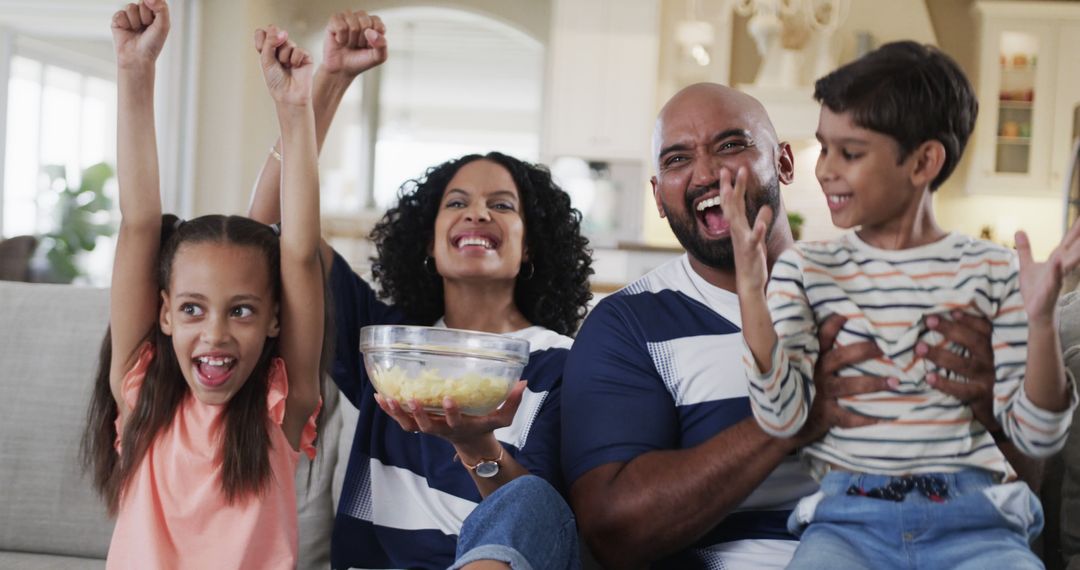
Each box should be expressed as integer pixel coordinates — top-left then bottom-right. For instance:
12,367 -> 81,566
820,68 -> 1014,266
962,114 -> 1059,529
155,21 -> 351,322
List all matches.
560,83 -> 1020,569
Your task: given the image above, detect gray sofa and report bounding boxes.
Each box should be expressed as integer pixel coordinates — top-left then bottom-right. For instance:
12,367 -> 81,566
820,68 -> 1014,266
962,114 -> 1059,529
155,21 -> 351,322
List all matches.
0,281 -> 342,569
1,279 -> 1075,569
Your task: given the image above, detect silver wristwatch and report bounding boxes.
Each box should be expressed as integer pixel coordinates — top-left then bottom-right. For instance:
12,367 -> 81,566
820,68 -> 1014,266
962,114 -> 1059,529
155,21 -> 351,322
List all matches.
458,447 -> 505,479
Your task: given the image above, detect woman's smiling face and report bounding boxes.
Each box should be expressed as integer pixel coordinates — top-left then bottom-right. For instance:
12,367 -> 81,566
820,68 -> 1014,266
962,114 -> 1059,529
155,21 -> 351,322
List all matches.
429,159 -> 527,283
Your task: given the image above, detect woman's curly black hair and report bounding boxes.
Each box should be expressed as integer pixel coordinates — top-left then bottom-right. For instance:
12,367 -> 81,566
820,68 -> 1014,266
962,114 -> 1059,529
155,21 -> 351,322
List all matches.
369,152 -> 593,337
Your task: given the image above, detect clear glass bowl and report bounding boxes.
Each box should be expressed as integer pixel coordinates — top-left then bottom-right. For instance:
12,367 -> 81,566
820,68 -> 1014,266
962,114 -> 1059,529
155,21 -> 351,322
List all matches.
359,325 -> 531,416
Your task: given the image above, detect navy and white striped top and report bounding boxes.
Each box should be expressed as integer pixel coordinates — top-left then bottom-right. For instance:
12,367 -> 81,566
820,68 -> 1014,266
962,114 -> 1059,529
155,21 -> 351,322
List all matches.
746,232 -> 1077,479
563,255 -> 818,569
328,252 -> 570,569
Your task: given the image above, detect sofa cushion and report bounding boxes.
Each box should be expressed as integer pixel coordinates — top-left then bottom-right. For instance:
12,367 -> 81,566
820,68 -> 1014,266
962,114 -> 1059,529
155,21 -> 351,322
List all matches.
0,282 -> 113,559
0,551 -> 105,570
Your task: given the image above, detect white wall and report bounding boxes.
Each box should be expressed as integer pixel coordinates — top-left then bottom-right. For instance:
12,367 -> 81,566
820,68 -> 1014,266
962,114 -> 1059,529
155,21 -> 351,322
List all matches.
190,0 -> 550,217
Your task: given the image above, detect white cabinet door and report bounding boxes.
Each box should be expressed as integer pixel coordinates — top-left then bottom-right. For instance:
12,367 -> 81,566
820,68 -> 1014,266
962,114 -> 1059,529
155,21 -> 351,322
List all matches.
968,15 -> 1057,195
969,2 -> 1080,197
542,0 -> 659,162
1050,25 -> 1080,196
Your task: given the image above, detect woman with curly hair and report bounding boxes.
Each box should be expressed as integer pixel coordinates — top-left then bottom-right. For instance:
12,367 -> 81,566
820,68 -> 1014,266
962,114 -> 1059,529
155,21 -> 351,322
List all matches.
248,12 -> 591,570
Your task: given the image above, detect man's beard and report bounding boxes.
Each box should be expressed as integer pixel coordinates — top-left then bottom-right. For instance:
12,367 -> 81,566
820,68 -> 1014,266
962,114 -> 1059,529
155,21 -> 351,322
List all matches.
662,175 -> 781,270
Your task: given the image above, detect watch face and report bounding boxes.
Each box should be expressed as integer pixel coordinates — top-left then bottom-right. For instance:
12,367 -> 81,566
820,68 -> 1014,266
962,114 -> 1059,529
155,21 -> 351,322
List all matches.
475,460 -> 500,478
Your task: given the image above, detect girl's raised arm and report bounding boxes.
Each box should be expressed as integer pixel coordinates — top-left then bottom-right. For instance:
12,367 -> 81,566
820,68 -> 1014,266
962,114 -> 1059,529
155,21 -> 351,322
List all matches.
108,0 -> 170,417
254,27 -> 324,448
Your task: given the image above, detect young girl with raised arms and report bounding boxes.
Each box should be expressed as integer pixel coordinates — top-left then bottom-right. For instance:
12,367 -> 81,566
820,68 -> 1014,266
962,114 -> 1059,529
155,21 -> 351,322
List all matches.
81,1 -> 325,568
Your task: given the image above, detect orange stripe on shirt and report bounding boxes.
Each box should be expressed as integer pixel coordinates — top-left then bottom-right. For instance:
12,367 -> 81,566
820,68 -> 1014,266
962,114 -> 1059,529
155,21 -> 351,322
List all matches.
804,266 -> 904,281
753,404 -> 805,433
767,291 -> 805,301
996,305 -> 1025,318
911,259 -> 1011,279
1011,412 -> 1060,436
857,395 -> 931,404
804,258 -> 1009,282
839,314 -> 914,328
887,418 -> 972,426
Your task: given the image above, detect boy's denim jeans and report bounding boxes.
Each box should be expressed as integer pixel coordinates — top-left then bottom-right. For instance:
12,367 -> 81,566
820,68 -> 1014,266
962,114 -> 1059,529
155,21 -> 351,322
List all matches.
448,475 -> 581,570
786,469 -> 1044,570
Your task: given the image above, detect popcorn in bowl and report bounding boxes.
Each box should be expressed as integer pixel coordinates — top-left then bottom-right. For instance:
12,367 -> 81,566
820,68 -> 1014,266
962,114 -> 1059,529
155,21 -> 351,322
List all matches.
372,367 -> 513,413
360,325 -> 530,416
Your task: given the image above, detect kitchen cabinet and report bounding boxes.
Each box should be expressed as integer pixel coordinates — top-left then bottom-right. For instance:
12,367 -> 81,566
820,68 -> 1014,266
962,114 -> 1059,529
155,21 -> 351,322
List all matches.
968,2 -> 1080,196
541,0 -> 660,162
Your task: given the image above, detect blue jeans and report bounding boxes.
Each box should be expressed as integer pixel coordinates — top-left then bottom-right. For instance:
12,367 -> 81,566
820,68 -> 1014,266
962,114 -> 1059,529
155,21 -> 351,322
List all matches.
448,475 -> 581,570
786,469 -> 1044,570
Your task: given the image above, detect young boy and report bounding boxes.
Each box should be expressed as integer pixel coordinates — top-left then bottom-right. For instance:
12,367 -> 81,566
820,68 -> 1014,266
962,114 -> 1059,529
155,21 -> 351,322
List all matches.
721,40 -> 1080,568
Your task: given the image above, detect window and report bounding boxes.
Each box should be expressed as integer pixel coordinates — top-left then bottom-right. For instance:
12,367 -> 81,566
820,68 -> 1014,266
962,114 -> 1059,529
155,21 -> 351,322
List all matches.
319,7 -> 544,216
2,50 -> 117,285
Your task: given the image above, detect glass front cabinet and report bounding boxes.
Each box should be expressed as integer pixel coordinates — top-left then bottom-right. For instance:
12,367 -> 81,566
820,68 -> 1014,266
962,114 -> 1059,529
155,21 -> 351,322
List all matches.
969,2 -> 1080,196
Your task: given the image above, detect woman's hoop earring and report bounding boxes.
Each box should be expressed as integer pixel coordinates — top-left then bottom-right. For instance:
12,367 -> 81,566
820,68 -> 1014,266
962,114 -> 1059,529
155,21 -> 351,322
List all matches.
520,261 -> 535,281
423,256 -> 438,276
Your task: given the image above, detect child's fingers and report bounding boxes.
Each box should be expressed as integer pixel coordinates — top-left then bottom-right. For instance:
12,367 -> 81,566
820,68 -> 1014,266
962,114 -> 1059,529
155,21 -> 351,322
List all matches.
1015,230 -> 1033,270
1064,246 -> 1080,275
124,3 -> 143,32
1065,216 -> 1080,246
255,26 -> 286,61
146,0 -> 170,31
138,1 -> 154,26
719,167 -> 750,234
1059,227 -> 1080,272
1050,257 -> 1065,294
290,46 -> 308,68
753,204 -> 773,244
277,42 -> 294,66
253,28 -> 267,51
266,25 -> 287,47
112,10 -> 134,32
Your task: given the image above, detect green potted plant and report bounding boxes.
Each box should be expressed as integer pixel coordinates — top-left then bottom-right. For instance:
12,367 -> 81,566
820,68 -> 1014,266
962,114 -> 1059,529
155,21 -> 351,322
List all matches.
787,211 -> 805,241
35,162 -> 116,283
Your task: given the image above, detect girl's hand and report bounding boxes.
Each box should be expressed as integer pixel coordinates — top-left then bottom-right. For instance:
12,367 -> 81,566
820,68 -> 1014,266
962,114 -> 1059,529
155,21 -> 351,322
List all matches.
718,166 -> 772,295
323,10 -> 388,78
112,0 -> 170,70
254,26 -> 314,108
1017,221 -> 1080,324
374,380 -> 526,445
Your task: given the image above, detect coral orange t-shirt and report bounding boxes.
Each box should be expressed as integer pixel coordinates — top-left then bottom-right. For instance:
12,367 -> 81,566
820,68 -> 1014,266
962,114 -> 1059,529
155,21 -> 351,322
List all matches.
106,345 -> 319,570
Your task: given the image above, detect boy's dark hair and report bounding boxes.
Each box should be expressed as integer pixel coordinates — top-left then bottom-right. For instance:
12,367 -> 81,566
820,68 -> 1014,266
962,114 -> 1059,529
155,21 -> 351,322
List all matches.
82,214 -> 330,514
370,151 -> 593,336
814,40 -> 978,191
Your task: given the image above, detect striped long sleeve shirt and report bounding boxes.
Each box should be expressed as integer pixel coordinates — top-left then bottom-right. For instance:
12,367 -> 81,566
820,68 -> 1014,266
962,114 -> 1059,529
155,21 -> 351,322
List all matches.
745,232 -> 1077,479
